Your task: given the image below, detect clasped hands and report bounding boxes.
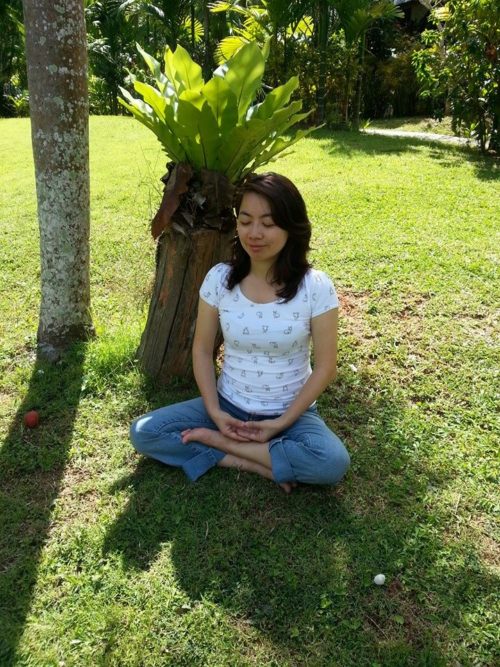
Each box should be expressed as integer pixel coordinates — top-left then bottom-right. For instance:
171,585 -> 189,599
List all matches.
212,409 -> 284,443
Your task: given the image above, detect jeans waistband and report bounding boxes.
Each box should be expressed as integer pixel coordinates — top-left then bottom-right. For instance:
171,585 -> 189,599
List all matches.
218,393 -> 317,422
218,393 -> 281,421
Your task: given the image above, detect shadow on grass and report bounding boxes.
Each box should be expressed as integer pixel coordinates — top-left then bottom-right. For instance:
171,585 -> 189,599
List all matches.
0,345 -> 85,665
99,367 -> 499,665
315,128 -> 498,181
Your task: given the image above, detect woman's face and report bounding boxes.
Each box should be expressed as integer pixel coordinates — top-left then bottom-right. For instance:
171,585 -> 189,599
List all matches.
236,192 -> 288,266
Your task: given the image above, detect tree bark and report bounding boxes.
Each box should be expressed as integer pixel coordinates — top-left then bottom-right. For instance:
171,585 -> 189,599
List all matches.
202,3 -> 211,81
22,0 -> 93,359
343,51 -> 352,127
138,166 -> 236,383
316,0 -> 329,124
353,32 -> 366,131
138,226 -> 234,383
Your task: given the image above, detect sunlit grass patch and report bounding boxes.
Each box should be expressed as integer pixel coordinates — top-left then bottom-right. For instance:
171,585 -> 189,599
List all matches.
0,117 -> 498,666
368,116 -> 455,136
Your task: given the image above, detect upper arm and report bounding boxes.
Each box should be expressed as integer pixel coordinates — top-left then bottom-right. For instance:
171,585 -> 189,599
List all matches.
193,297 -> 220,356
311,307 -> 338,378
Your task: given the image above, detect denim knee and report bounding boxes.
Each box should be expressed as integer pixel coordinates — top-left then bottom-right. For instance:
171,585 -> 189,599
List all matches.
129,415 -> 154,454
310,437 -> 350,485
271,433 -> 350,485
324,443 -> 350,484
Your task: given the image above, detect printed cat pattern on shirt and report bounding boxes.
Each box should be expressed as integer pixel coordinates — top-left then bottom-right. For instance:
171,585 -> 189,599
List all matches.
199,263 -> 339,415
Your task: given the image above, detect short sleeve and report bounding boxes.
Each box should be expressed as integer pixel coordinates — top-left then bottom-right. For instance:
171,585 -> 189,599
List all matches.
199,263 -> 230,308
309,270 -> 339,317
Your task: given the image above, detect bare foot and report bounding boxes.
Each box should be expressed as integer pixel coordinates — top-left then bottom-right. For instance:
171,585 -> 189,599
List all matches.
279,481 -> 298,494
183,428 -> 281,487
181,427 -> 232,449
219,455 -> 296,494
218,453 -> 272,479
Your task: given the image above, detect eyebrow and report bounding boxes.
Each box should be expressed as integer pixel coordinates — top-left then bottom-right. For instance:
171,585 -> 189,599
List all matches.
238,210 -> 273,218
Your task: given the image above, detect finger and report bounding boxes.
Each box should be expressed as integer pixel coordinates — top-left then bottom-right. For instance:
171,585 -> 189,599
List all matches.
240,422 -> 259,434
228,418 -> 247,430
230,429 -> 253,442
235,429 -> 258,441
222,426 -> 250,442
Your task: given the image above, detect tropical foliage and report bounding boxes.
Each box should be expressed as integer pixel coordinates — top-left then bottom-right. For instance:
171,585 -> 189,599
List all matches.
119,40 -> 315,182
0,0 -> 25,116
332,0 -> 404,127
208,0 -> 313,65
413,0 -> 500,151
1,0 -> 419,126
3,0 -> 498,147
86,0 -> 137,114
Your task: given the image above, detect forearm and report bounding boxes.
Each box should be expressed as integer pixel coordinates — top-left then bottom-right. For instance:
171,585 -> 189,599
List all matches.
277,366 -> 336,430
192,348 -> 220,418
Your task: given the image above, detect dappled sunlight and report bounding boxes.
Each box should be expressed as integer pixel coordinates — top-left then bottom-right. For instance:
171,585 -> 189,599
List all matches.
2,118 -> 498,665
315,128 -> 498,182
0,346 -> 85,664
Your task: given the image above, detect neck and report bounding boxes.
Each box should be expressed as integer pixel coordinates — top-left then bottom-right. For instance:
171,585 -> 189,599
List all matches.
249,259 -> 275,282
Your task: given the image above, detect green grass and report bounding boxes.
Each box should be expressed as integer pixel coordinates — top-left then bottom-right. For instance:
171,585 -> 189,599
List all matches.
1,117 -> 499,666
367,116 -> 455,136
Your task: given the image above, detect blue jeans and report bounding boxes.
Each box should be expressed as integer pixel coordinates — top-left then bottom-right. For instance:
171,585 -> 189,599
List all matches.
129,395 -> 350,485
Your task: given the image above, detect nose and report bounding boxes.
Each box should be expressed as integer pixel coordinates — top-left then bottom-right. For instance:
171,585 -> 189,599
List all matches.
248,222 -> 263,238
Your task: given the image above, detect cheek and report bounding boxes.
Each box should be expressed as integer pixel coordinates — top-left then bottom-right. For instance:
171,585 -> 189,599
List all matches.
275,231 -> 288,248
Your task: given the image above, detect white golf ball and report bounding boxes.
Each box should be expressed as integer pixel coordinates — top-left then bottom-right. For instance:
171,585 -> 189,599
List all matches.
374,574 -> 386,585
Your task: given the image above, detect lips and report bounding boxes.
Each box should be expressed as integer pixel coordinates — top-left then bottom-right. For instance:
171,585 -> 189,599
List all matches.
248,244 -> 265,251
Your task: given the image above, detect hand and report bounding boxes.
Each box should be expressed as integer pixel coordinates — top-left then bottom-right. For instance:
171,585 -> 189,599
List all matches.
211,409 -> 254,442
234,418 -> 284,443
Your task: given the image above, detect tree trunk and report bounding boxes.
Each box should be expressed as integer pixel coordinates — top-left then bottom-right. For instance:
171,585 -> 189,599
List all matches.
202,4 -> 211,81
138,226 -> 233,383
353,32 -> 366,131
316,0 -> 329,124
22,0 -> 93,359
343,52 -> 352,127
137,165 -> 236,383
489,109 -> 499,153
190,1 -> 195,51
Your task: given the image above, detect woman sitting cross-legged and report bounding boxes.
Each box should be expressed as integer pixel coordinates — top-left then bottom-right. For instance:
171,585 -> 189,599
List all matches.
130,172 -> 350,493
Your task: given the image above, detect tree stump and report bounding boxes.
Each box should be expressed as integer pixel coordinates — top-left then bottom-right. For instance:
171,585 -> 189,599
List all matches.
137,164 -> 236,383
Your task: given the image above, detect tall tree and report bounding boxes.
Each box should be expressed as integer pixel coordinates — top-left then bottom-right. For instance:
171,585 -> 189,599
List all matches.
86,0 -> 137,114
209,0 -> 313,75
23,0 -> 93,359
119,0 -> 196,51
316,0 -> 330,122
331,0 -> 402,127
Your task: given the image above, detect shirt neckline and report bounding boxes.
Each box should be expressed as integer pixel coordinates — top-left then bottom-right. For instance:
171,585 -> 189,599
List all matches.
237,284 -> 280,306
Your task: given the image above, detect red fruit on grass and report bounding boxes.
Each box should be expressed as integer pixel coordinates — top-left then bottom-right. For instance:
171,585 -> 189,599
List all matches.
24,410 -> 39,428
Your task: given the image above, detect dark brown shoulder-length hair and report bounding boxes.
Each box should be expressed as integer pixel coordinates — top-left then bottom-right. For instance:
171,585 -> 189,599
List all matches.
226,172 -> 312,302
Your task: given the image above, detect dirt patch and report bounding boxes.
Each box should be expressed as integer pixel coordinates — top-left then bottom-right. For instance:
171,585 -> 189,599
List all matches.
394,293 -> 431,320
338,288 -> 370,318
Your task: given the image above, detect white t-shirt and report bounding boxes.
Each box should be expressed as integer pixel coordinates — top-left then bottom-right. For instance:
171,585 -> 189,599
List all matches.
199,263 -> 338,415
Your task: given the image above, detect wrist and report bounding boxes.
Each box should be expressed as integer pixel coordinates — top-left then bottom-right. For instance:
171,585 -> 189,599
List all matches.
207,405 -> 223,421
273,415 -> 289,431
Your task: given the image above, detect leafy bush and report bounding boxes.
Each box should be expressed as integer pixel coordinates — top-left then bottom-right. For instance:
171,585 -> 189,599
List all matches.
413,0 -> 500,151
4,75 -> 29,117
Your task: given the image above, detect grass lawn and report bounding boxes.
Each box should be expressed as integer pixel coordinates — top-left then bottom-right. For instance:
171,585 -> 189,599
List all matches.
0,116 -> 499,666
368,117 -> 455,136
